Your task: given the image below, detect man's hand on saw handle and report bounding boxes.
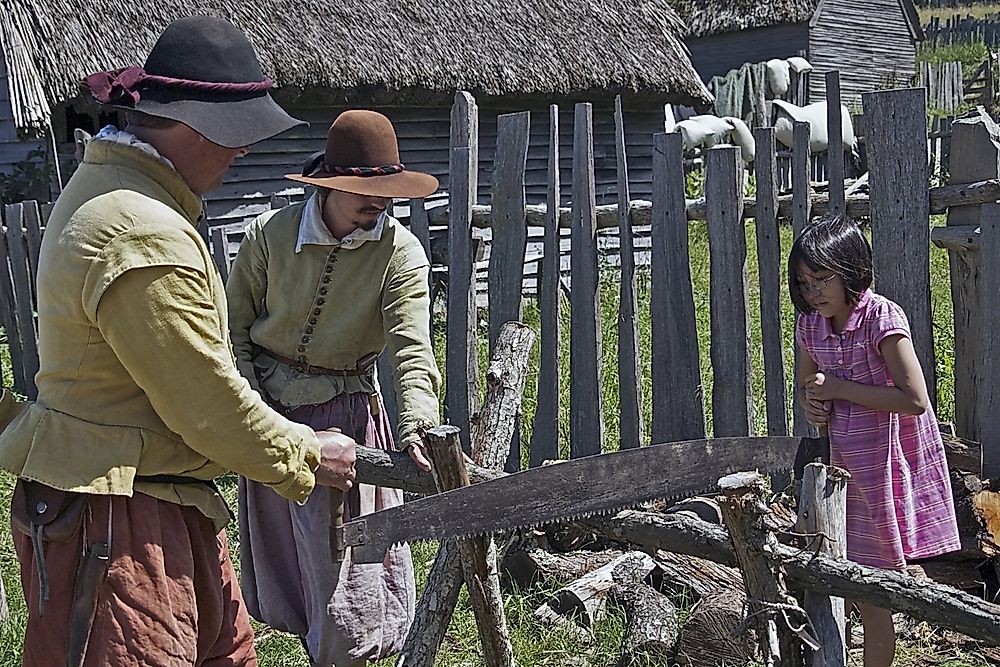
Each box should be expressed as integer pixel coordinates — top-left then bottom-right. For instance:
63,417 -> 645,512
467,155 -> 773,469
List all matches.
315,428 -> 357,492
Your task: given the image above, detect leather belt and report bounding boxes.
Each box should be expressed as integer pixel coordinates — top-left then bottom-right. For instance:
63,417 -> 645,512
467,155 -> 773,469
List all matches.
261,348 -> 378,377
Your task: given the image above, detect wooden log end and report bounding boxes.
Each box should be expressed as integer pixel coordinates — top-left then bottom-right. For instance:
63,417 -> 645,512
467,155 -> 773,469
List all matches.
718,471 -> 767,494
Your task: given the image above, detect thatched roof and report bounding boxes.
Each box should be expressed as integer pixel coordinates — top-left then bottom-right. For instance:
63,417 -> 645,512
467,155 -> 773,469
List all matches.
669,0 -> 922,40
1,0 -> 712,134
668,0 -> 819,38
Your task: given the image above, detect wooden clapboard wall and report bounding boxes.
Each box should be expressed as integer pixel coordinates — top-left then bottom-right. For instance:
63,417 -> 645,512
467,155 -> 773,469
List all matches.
202,102 -> 667,224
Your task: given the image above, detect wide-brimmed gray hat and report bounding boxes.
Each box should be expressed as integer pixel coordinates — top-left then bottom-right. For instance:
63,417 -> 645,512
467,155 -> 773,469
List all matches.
82,16 -> 304,148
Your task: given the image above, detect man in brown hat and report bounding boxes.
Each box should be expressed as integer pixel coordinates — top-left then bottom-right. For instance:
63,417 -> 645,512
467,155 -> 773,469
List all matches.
226,110 -> 441,666
0,16 -> 359,666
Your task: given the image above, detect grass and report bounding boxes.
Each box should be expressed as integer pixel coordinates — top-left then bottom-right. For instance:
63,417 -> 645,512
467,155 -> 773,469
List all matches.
919,3 -> 1000,20
0,213 -> 987,666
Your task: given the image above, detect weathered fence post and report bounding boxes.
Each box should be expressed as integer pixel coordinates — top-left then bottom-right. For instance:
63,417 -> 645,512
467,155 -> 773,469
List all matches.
791,121 -> 814,438
409,197 -> 433,322
825,71 -> 845,215
944,108 -> 1000,444
651,132 -> 705,442
614,95 -> 643,450
423,426 -> 515,667
978,204 -> 1000,479
795,463 -> 849,667
1,201 -> 41,398
569,102 -> 604,458
754,127 -> 788,437
530,105 -> 562,467
489,111 -> 530,471
446,91 -> 479,453
706,145 -> 752,437
863,88 -> 936,409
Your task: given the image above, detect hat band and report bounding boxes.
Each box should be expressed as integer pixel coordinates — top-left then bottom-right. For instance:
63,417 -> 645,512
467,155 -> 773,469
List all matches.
83,66 -> 273,107
323,163 -> 405,177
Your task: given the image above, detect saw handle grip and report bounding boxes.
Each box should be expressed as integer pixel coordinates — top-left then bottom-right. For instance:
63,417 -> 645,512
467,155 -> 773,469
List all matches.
330,489 -> 346,562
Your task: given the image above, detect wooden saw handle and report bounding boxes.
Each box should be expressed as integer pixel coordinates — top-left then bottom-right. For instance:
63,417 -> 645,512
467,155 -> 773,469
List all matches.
329,489 -> 346,562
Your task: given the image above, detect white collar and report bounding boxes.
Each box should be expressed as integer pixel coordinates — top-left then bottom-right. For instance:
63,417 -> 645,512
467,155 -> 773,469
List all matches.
94,125 -> 176,170
295,192 -> 386,253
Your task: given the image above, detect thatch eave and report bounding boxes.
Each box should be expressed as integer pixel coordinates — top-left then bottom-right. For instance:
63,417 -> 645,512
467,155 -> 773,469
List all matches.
2,0 -> 713,134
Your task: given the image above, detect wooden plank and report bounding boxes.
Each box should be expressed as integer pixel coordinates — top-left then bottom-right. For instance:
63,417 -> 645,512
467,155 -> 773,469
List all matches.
209,226 -> 231,282
4,205 -> 38,399
530,105 -> 561,467
863,88 -> 936,410
0,224 -> 24,394
409,198 -> 433,293
614,96 -> 643,451
650,133 -> 704,443
378,352 -> 400,442
754,128 -> 788,437
705,146 -> 752,437
795,464 -> 849,667
446,91 -> 480,453
791,121 -> 814,438
978,204 -> 1000,478
943,109 -> 1000,442
569,103 -> 604,459
825,71 -> 846,215
488,112 -> 530,471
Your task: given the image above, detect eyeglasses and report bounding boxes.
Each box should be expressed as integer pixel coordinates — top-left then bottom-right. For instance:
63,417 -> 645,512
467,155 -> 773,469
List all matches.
798,274 -> 837,295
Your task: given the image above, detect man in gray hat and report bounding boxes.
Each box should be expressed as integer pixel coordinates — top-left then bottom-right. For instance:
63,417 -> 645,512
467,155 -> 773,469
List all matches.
0,16 -> 357,666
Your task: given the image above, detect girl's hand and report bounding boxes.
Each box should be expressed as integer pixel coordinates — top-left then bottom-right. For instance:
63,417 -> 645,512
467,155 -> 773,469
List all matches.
804,396 -> 832,427
408,443 -> 433,472
805,372 -> 842,402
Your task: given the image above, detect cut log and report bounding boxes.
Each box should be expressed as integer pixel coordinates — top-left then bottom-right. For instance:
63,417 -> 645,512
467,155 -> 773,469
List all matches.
535,552 -> 655,630
665,496 -> 722,524
502,548 -> 625,591
653,550 -> 743,599
943,432 -> 982,475
676,588 -> 757,667
611,558 -> 679,667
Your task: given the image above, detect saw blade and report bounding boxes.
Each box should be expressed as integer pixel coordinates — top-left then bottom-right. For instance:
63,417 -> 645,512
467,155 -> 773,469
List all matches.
342,435 -> 801,563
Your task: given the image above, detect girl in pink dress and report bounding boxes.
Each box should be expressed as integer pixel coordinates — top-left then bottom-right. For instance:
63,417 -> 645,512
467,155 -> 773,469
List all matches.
789,215 -> 960,666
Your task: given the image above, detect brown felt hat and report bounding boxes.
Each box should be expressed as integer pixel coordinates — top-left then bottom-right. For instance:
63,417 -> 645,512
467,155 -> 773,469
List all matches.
285,110 -> 439,198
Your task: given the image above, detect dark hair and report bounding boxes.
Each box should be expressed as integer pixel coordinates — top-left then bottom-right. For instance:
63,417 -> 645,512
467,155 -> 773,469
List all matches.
788,214 -> 873,315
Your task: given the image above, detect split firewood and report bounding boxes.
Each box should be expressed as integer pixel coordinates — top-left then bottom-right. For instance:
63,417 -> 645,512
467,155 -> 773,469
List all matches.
534,551 -> 655,631
675,587 -> 757,667
611,556 -> 680,667
664,496 -> 723,524
502,548 -> 625,591
653,550 -> 743,599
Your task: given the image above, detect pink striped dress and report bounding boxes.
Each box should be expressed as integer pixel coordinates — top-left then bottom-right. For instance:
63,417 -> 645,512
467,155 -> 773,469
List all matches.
796,289 -> 960,569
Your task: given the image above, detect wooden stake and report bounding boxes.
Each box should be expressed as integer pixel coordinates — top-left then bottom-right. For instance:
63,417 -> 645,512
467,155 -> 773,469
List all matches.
718,472 -> 802,666
796,463 -> 849,667
423,426 -> 515,667
397,323 -> 534,667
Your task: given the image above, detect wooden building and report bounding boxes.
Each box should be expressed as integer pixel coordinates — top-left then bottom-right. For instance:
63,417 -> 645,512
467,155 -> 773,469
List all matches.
670,0 -> 924,104
0,0 -> 712,216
